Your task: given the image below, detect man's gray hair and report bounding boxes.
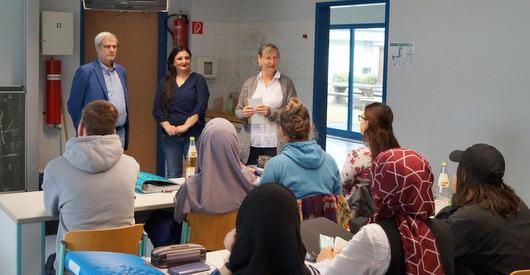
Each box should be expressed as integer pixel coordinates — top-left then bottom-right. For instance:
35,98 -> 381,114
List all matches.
94,31 -> 118,46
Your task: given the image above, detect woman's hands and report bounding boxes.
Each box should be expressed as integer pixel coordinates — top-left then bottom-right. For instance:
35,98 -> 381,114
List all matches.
242,104 -> 269,118
161,114 -> 198,136
316,246 -> 341,262
224,228 -> 237,251
161,122 -> 178,136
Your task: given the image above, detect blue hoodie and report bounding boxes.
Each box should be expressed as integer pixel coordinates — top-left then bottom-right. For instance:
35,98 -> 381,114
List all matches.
259,140 -> 341,199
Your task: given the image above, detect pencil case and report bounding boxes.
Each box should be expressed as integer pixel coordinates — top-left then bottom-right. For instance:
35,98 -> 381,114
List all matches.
150,243 -> 207,268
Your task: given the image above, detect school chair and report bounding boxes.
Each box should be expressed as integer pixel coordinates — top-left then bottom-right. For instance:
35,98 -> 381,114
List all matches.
57,224 -> 147,275
181,210 -> 238,251
511,270 -> 530,275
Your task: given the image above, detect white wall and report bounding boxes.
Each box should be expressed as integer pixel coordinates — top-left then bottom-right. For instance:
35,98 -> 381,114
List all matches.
38,0 -> 81,179
387,0 -> 530,202
5,0 -> 530,202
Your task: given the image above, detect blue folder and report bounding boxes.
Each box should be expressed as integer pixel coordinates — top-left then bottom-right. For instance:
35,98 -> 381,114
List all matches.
64,251 -> 164,275
135,171 -> 179,193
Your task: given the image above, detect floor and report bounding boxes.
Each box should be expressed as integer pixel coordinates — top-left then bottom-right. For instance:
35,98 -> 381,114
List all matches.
325,135 -> 363,169
45,135 -> 361,261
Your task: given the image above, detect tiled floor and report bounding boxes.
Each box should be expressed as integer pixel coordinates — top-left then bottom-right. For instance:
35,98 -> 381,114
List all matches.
325,135 -> 363,169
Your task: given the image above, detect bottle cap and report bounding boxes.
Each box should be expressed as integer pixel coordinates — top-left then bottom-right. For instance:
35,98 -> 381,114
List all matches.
441,161 -> 447,166
190,137 -> 195,141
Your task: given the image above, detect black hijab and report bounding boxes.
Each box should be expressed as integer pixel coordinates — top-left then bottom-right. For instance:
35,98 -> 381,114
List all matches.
226,183 -> 311,275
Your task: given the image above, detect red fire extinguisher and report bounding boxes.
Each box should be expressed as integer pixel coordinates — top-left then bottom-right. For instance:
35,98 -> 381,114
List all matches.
166,10 -> 188,47
46,58 -> 62,126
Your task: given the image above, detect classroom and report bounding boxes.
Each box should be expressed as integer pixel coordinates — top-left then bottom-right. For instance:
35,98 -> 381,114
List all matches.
1,0 -> 530,274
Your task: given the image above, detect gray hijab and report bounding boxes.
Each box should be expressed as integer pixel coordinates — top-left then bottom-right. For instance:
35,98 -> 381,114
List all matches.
174,118 -> 258,223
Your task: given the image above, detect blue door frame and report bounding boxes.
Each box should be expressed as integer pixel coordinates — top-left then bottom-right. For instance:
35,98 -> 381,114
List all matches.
313,0 -> 389,150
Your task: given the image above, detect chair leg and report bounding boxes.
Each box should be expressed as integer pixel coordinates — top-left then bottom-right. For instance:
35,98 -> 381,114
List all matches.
180,221 -> 191,244
57,241 -> 67,275
139,233 -> 148,257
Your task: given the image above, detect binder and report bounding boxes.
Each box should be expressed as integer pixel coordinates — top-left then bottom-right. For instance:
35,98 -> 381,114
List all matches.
64,251 -> 164,275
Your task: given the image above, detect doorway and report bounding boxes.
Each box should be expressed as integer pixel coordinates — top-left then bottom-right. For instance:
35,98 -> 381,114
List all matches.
314,0 -> 389,149
84,10 -> 160,173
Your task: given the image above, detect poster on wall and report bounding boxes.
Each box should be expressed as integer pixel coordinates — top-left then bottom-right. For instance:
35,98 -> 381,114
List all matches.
389,42 -> 414,68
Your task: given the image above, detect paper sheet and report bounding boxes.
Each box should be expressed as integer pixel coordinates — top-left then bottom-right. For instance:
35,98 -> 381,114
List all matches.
244,98 -> 265,124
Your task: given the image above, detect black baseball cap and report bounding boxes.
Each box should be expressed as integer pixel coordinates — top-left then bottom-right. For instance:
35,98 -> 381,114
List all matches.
449,143 -> 505,184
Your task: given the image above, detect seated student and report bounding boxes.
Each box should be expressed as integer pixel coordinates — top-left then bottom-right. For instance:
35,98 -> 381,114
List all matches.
145,118 -> 257,247
213,183 -> 320,275
315,148 -> 453,275
340,103 -> 400,222
436,143 -> 530,274
259,97 -> 341,200
42,100 -> 140,274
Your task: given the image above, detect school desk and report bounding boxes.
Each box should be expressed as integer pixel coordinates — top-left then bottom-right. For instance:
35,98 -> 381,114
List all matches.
0,188 -> 178,275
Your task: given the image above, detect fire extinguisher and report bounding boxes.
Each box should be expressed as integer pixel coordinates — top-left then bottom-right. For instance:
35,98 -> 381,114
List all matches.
46,57 -> 62,126
165,10 -> 188,47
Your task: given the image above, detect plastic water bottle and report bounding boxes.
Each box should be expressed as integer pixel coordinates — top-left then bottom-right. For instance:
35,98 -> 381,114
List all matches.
226,94 -> 234,114
184,137 -> 197,178
433,161 -> 453,215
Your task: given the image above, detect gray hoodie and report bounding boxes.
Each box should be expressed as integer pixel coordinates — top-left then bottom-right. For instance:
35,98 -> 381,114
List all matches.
42,135 -> 139,269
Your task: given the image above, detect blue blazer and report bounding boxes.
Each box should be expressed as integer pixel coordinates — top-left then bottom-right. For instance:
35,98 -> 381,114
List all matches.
67,59 -> 129,149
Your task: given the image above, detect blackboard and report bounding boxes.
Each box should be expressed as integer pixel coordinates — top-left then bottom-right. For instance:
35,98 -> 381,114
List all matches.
0,86 -> 25,192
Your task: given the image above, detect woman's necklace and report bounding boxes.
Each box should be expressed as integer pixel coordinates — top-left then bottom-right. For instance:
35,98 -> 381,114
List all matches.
176,71 -> 191,87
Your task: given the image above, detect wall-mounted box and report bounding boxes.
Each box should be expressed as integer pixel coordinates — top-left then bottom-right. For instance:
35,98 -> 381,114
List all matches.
41,11 -> 73,55
195,57 -> 217,80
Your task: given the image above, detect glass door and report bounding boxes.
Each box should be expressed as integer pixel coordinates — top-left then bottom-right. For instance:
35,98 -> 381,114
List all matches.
327,27 -> 385,139
313,1 -> 388,148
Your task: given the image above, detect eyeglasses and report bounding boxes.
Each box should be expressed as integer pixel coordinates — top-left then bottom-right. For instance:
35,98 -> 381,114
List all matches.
101,45 -> 118,50
358,115 -> 366,121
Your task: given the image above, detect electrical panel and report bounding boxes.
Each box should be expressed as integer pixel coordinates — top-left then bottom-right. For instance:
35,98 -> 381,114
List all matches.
41,11 -> 73,55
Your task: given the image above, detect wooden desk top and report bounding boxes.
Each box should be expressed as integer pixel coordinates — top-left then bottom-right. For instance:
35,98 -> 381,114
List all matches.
205,110 -> 241,124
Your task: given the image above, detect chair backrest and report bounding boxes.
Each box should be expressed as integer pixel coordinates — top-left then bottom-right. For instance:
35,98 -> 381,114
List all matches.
58,224 -> 146,275
511,270 -> 530,275
181,210 -> 238,251
63,224 -> 145,255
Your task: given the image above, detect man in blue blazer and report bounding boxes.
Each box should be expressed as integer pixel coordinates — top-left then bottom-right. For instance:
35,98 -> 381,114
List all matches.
67,31 -> 129,149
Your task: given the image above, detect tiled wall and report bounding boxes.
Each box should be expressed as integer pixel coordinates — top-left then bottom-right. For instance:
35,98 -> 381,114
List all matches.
190,19 -> 315,115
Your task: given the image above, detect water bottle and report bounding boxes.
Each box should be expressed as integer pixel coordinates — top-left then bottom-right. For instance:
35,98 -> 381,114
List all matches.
184,137 -> 197,178
226,94 -> 234,114
433,161 -> 453,215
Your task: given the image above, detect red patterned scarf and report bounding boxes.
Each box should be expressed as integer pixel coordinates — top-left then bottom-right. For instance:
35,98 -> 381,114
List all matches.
367,148 -> 443,275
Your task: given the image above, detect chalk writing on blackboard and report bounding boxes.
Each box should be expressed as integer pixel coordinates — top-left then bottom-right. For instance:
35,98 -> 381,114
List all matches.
0,90 -> 25,192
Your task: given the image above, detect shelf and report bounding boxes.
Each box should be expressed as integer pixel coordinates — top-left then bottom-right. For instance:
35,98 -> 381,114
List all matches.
205,109 -> 240,124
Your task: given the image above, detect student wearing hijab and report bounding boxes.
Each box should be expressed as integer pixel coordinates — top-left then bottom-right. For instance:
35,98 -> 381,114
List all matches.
315,148 -> 452,275
213,183 -> 320,275
174,118 -> 258,222
144,118 -> 257,247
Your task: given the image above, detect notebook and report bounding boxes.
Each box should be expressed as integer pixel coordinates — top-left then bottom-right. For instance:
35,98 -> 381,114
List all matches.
64,251 -> 164,275
135,171 -> 182,193
300,217 -> 354,261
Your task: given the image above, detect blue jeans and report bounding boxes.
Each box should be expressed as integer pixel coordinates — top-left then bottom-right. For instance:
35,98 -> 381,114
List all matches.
160,130 -> 192,178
